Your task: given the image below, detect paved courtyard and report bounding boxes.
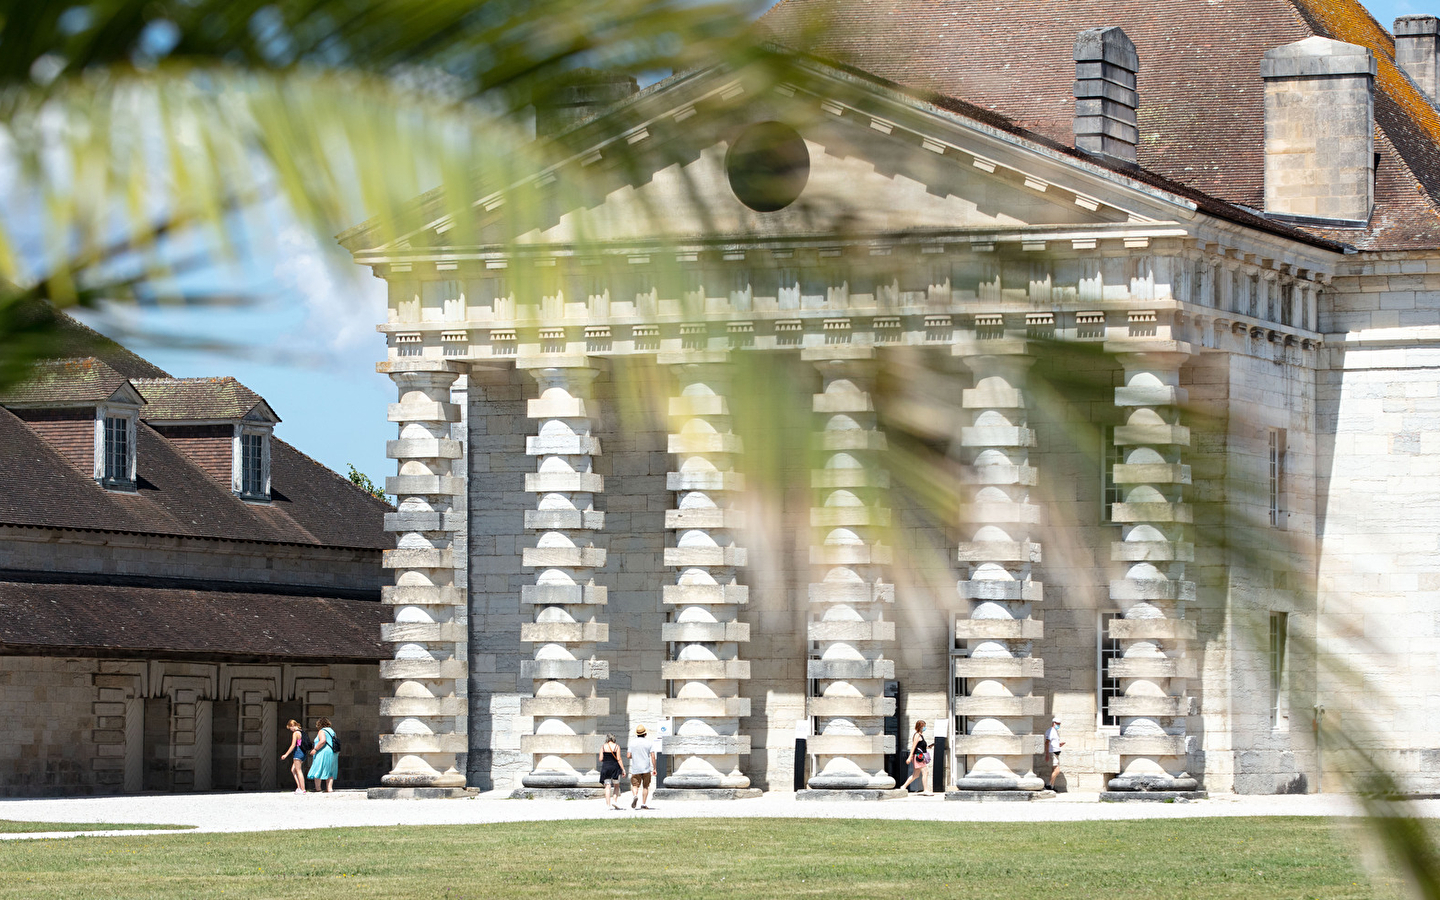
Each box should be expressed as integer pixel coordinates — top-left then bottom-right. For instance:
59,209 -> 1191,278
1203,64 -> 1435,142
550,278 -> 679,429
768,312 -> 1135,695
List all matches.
2,791 -> 1436,840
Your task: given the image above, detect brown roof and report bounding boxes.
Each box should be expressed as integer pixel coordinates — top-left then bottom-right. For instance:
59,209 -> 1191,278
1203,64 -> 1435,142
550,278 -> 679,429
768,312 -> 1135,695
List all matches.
133,377 -> 278,422
761,0 -> 1440,250
0,358 -> 138,407
0,579 -> 386,662
0,406 -> 390,550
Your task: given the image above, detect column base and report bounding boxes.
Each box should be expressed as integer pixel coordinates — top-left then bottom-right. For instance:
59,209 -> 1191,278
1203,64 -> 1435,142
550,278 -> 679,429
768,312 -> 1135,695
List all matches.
1107,774 -> 1200,792
509,787 -> 608,800
367,787 -> 476,800
652,788 -> 763,801
1101,791 -> 1208,802
795,789 -> 910,802
945,789 -> 1054,802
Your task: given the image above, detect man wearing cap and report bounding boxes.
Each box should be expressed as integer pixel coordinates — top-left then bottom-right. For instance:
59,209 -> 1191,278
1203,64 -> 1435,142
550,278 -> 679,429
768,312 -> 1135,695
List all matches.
627,725 -> 657,809
1045,718 -> 1065,791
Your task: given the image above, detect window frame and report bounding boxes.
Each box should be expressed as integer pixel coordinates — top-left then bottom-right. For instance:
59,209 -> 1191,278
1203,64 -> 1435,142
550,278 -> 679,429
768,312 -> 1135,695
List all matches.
1269,611 -> 1289,730
1097,611 -> 1123,729
232,424 -> 272,501
93,406 -> 138,491
1268,428 -> 1286,529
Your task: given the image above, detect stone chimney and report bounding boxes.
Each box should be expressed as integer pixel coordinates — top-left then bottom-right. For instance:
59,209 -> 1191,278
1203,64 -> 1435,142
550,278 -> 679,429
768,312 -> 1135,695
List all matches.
1395,16 -> 1440,104
1261,37 -> 1376,224
534,70 -> 639,138
1074,27 -> 1140,163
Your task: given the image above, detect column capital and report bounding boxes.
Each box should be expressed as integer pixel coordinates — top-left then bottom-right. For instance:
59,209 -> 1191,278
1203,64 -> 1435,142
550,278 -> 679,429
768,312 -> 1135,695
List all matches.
515,353 -> 604,372
657,350 -> 730,366
376,359 -> 467,376
801,345 -> 876,363
951,338 -> 1034,359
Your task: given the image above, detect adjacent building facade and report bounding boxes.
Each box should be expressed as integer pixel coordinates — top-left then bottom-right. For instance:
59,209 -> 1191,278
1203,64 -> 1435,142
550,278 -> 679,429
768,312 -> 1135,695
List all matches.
0,313 -> 391,795
344,0 -> 1440,796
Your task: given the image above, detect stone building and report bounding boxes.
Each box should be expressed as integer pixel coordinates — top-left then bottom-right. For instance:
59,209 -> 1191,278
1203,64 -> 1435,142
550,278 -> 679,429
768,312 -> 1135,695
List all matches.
0,313 -> 391,795
343,0 -> 1440,796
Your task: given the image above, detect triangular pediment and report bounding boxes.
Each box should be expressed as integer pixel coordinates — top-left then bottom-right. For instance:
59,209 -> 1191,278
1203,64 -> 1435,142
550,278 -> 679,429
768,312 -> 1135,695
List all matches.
345,57 -> 1221,259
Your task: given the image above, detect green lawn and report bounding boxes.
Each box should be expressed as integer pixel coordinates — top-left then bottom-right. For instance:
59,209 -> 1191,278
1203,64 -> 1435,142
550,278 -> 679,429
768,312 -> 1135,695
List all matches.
0,818 -> 1409,899
0,821 -> 192,834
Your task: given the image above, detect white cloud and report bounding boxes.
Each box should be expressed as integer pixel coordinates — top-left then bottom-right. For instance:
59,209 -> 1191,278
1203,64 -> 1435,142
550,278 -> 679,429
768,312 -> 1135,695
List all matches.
271,223 -> 385,353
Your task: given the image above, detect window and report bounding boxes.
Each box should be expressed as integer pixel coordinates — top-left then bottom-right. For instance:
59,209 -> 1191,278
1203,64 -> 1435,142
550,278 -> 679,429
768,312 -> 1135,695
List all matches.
1097,612 -> 1123,727
1101,425 -> 1123,523
1268,428 -> 1286,528
234,428 -> 270,500
1269,611 -> 1289,728
101,414 -> 133,487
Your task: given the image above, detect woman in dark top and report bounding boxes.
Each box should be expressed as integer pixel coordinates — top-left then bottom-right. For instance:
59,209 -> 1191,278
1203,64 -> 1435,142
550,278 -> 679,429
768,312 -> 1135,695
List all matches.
598,734 -> 626,809
898,720 -> 932,795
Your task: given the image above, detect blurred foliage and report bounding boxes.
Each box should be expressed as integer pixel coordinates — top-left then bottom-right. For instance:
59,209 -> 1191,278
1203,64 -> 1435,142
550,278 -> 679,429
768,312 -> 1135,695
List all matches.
345,462 -> 388,501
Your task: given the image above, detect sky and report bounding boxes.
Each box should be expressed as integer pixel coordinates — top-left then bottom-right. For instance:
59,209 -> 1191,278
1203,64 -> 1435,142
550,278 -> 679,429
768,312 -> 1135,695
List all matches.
72,0 -> 1428,487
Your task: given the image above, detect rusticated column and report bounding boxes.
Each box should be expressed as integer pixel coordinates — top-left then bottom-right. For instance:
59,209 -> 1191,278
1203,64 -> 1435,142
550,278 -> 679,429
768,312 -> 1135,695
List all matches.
519,359 -> 609,788
1106,348 -> 1201,794
803,348 -> 897,791
953,348 -> 1045,792
658,352 -> 753,791
376,359 -> 468,794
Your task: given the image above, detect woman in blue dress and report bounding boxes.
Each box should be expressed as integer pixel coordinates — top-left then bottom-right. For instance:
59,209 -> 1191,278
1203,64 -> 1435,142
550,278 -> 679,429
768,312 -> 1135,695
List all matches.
307,717 -> 338,792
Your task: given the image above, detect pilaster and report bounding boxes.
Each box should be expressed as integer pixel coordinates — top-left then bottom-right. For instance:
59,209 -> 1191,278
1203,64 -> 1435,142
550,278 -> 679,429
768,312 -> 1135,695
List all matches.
802,347 -> 897,791
953,344 -> 1045,792
658,351 -> 754,792
1104,343 -> 1202,795
518,357 -> 609,788
376,359 -> 468,792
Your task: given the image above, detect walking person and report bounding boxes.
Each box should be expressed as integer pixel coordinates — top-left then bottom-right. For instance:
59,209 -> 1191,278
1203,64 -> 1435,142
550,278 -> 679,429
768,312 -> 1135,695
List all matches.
627,725 -> 657,809
280,719 -> 307,794
1045,717 -> 1065,790
307,717 -> 338,793
897,720 -> 933,795
598,734 -> 626,810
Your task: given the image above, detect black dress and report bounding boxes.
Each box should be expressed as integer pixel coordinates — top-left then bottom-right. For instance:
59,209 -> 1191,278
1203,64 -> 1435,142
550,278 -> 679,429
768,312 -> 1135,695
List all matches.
599,746 -> 624,783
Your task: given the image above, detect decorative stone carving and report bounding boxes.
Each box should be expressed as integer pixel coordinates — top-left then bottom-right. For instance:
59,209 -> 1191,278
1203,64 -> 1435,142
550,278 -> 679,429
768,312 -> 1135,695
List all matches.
1106,347 -> 1200,793
658,352 -> 753,790
803,349 -> 897,790
377,360 -> 468,791
953,347 -> 1045,791
519,359 -> 609,788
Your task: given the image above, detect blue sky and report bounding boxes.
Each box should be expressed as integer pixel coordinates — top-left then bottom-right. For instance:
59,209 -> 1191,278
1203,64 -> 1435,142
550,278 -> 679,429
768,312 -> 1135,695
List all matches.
73,0 -> 1427,486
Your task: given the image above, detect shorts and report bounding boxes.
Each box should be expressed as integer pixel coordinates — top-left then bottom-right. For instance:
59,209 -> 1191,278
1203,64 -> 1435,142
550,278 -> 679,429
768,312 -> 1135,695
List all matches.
602,777 -> 621,787
630,772 -> 652,790
1050,751 -> 1062,759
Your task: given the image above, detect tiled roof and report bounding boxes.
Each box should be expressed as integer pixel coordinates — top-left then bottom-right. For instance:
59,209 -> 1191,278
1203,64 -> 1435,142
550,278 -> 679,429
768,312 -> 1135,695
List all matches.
132,377 -> 277,422
0,358 -> 136,407
0,579 -> 386,661
0,405 -> 390,550
761,0 -> 1440,250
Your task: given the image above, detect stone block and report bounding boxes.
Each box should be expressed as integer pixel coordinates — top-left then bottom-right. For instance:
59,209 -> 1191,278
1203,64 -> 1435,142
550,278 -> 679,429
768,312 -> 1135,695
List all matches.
668,395 -> 729,417
662,584 -> 748,605
660,660 -> 751,680
381,622 -> 466,643
660,697 -> 751,717
1107,657 -> 1198,679
958,579 -> 1043,602
387,438 -> 464,459
368,787 -> 475,799
667,471 -> 745,492
383,584 -> 466,605
1111,541 -> 1194,562
664,508 -> 744,530
812,393 -> 875,414
966,501 -> 1043,525
1108,578 -> 1196,601
815,431 -> 888,451
808,620 -> 895,642
1106,695 -> 1196,717
520,622 -> 608,643
960,426 -> 1036,448
380,659 -> 467,680
806,581 -> 893,603
388,400 -> 460,423
1115,384 -> 1187,407
806,658 -> 894,680
1112,463 -> 1191,485
668,433 -> 743,454
660,621 -> 751,643
526,397 -> 596,419
524,472 -> 604,493
1110,502 -> 1192,524
519,733 -> 606,755
523,509 -> 605,531
522,547 -> 607,568
526,434 -> 602,456
519,659 -> 609,680
378,733 -> 470,754
952,734 -> 1044,756
1107,619 -> 1198,641
810,469 -> 890,489
378,696 -> 467,717
795,788 -> 909,801
954,618 -> 1043,640
805,695 -> 894,717
807,733 -> 895,755
955,540 -> 1042,563
951,695 -> 1047,717
810,507 -> 891,528
383,547 -> 456,570
809,544 -> 893,565
1107,734 -> 1196,756
952,657 -> 1044,678
521,584 -> 607,605
1114,423 -> 1190,446
518,696 -> 610,717
661,735 -> 751,755
663,547 -> 747,567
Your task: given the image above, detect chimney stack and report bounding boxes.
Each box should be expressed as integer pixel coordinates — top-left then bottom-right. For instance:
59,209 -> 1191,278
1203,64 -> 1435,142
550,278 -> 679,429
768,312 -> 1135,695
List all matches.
1074,27 -> 1140,163
1395,16 -> 1440,105
1262,37 -> 1375,224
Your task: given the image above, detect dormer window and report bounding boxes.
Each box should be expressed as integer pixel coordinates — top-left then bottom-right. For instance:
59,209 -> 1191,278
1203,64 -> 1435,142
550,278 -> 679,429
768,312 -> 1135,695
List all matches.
234,426 -> 271,501
95,408 -> 138,491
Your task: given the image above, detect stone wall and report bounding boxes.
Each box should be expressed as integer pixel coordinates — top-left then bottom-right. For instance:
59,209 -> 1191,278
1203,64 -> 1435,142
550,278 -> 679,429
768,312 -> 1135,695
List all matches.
0,656 -> 384,797
1315,251 -> 1440,794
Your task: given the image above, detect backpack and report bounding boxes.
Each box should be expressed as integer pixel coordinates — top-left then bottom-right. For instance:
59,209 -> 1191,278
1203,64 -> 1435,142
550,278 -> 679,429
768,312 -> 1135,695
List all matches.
327,729 -> 340,754
300,734 -> 313,755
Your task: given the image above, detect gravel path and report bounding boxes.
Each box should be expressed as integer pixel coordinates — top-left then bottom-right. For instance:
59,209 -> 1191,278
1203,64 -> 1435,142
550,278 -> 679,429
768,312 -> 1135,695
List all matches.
2,790 -> 1436,840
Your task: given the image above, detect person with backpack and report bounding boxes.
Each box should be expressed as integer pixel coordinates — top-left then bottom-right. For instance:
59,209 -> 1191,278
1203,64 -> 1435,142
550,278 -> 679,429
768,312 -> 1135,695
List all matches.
307,717 -> 339,792
280,719 -> 308,794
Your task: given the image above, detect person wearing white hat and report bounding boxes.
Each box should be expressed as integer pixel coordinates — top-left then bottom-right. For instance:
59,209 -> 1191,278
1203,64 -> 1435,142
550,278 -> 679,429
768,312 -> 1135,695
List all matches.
1044,718 -> 1065,791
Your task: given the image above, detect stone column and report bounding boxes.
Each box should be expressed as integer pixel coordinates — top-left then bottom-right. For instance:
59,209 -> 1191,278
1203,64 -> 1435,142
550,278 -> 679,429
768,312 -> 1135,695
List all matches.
518,359 -> 609,789
658,352 -> 754,793
803,349 -> 897,791
376,360 -> 468,795
1106,348 -> 1201,795
953,348 -> 1045,792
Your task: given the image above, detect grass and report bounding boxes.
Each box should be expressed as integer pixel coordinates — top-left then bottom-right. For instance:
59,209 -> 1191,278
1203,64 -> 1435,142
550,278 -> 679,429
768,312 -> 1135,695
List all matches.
0,821 -> 193,834
0,817 -> 1410,899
